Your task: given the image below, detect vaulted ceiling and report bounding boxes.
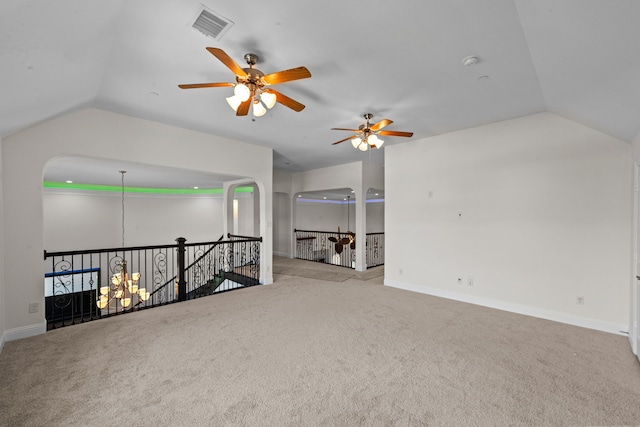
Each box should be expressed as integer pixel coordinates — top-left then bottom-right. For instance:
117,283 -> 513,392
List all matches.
2,0 -> 639,184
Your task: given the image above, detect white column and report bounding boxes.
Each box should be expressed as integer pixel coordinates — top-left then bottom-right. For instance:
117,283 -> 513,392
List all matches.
355,191 -> 366,271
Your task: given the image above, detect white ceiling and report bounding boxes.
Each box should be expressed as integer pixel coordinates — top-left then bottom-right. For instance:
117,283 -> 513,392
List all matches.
2,0 -> 639,187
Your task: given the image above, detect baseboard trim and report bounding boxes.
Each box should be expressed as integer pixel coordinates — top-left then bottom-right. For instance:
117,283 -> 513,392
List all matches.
4,322 -> 47,343
384,279 -> 627,336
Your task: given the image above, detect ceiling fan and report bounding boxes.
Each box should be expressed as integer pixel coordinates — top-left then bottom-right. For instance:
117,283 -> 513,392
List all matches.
331,113 -> 413,151
328,227 -> 355,254
179,47 -> 311,117
328,195 -> 355,254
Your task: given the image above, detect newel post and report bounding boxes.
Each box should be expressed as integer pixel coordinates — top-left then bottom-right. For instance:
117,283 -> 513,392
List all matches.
176,237 -> 187,301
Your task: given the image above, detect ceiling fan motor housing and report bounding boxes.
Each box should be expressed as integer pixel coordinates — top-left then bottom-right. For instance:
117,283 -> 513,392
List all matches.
237,68 -> 266,94
243,53 -> 258,66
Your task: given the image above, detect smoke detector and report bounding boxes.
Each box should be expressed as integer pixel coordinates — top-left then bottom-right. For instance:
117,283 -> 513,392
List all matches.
462,55 -> 480,66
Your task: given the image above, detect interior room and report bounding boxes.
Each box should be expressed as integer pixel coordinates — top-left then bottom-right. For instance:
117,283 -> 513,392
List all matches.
1,0 -> 640,425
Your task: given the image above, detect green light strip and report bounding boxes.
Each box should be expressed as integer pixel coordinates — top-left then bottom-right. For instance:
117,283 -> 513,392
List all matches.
43,181 -> 253,195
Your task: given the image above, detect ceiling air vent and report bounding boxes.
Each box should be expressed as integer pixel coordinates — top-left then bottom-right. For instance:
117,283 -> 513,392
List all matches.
192,8 -> 233,40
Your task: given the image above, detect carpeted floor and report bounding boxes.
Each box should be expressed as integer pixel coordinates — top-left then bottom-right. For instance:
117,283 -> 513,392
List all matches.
273,256 -> 384,282
1,257 -> 639,426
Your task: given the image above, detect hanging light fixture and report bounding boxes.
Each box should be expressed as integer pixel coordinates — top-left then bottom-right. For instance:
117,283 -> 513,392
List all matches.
252,98 -> 267,117
350,133 -> 384,151
96,171 -> 149,310
260,90 -> 277,109
226,85 -> 276,117
222,54 -> 280,117
330,113 -> 411,151
179,48 -> 311,117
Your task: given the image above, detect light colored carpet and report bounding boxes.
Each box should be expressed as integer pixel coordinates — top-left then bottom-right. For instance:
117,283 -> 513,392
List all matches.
1,258 -> 639,426
273,256 -> 384,282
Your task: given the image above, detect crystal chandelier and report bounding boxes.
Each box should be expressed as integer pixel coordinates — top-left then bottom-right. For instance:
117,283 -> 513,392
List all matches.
96,171 -> 149,309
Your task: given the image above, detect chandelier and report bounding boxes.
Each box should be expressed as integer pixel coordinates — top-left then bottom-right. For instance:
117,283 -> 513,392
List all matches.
96,170 -> 149,309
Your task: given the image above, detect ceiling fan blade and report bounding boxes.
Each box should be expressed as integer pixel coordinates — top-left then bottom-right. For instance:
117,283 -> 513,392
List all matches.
332,136 -> 355,145
331,128 -> 361,132
335,243 -> 343,254
370,119 -> 393,131
328,237 -> 338,242
270,89 -> 305,112
178,82 -> 234,89
206,47 -> 248,77
350,241 -> 356,250
378,130 -> 414,137
236,98 -> 251,116
263,66 -> 311,85
340,237 -> 350,245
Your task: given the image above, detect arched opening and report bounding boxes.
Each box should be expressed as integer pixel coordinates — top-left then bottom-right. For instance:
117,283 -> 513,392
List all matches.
293,188 -> 356,268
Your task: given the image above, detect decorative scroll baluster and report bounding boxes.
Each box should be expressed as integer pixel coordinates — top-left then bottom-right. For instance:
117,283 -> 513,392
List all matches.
44,235 -> 261,330
294,229 -> 384,269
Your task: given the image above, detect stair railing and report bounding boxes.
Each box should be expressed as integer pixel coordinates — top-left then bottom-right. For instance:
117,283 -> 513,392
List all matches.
294,229 -> 384,268
43,234 -> 262,330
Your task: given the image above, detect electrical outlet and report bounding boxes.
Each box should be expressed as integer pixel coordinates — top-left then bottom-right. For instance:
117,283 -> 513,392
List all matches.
457,278 -> 463,285
467,278 -> 474,287
28,302 -> 39,313
577,296 -> 584,305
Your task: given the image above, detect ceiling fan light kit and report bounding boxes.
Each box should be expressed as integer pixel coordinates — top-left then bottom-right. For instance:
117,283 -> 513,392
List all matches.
332,113 -> 413,151
180,48 -> 412,151
261,91 -> 277,109
179,48 -> 311,117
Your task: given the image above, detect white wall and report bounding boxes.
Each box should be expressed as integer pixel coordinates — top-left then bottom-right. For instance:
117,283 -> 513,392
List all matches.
273,192 -> 291,257
273,169 -> 293,194
366,201 -> 384,233
43,190 -> 225,251
294,199 -> 385,233
273,170 -> 294,257
295,202 -> 349,232
629,133 -> 640,357
235,193 -> 255,237
385,113 -> 632,334
0,139 -> 5,351
2,108 -> 273,338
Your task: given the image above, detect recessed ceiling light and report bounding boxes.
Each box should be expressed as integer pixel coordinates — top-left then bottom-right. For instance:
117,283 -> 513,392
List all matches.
323,197 -> 327,199
298,194 -> 302,198
66,180 -> 73,184
193,186 -> 199,189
